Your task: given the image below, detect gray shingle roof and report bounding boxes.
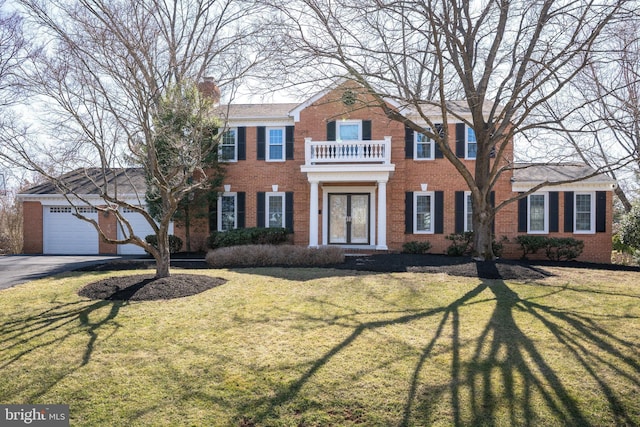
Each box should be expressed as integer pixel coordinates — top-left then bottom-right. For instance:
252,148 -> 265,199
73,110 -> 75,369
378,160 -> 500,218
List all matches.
21,168 -> 147,195
217,103 -> 299,120
512,163 -> 616,184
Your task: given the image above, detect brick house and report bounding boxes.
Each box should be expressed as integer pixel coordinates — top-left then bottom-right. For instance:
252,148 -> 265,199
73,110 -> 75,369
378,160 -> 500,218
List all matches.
19,82 -> 617,262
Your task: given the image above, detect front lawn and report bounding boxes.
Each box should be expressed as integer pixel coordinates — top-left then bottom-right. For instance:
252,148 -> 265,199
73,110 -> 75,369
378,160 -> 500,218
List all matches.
1,266 -> 639,426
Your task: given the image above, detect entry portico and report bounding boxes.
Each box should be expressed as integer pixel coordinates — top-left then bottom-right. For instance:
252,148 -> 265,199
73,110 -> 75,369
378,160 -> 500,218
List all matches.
301,137 -> 395,250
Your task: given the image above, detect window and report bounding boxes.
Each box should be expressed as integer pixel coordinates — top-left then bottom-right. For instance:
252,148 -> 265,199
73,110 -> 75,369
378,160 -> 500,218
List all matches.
464,192 -> 473,232
338,120 -> 361,141
266,127 -> 285,161
528,193 -> 548,233
218,193 -> 237,231
219,128 -> 237,161
415,131 -> 434,160
414,192 -> 434,233
575,192 -> 595,233
466,127 -> 477,159
266,192 -> 285,228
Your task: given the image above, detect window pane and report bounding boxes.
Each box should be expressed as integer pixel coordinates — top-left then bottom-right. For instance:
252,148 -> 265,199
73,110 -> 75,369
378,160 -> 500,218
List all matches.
416,195 -> 432,231
529,194 -> 545,231
575,194 -> 592,231
466,194 -> 473,232
416,133 -> 432,159
339,123 -> 359,140
220,130 -> 236,161
268,196 -> 284,228
221,195 -> 236,231
467,128 -> 477,158
268,129 -> 283,160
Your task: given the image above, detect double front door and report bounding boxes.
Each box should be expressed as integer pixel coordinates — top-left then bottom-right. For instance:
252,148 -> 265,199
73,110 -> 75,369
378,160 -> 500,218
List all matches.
328,193 -> 370,244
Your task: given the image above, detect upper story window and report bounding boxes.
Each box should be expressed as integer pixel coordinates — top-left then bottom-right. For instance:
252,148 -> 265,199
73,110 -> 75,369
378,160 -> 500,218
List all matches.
466,127 -> 477,159
414,192 -> 434,234
338,120 -> 361,141
528,193 -> 548,233
267,127 -> 285,161
218,193 -> 237,231
415,131 -> 434,160
219,128 -> 237,162
574,192 -> 595,233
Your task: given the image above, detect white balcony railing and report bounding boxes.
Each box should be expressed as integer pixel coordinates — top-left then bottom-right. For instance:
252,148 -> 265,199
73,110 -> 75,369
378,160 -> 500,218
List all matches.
304,136 -> 392,165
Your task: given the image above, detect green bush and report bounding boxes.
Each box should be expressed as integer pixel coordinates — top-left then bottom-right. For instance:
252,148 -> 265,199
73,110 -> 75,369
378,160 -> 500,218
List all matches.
445,232 -> 474,256
544,237 -> 584,261
402,241 -> 432,254
492,236 -> 508,258
515,235 -> 548,259
144,234 -> 183,253
207,227 -> 290,249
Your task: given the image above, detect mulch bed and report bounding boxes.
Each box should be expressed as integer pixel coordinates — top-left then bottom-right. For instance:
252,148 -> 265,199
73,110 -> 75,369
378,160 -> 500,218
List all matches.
76,253 -> 640,302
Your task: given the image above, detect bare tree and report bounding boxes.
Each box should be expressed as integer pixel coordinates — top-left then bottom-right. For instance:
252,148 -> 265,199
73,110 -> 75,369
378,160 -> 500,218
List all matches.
270,0 -> 631,259
2,0 -> 271,277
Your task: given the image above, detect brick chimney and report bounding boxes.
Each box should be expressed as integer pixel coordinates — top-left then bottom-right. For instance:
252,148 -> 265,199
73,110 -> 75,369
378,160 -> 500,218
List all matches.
198,77 -> 221,105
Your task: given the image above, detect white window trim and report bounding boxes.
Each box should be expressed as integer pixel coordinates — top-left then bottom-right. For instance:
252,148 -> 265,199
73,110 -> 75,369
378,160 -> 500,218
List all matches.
337,120 -> 362,141
265,192 -> 286,228
266,126 -> 285,162
414,130 -> 434,160
574,191 -> 596,234
465,126 -> 477,160
219,128 -> 238,163
414,191 -> 435,234
217,192 -> 237,231
527,192 -> 548,234
464,191 -> 473,232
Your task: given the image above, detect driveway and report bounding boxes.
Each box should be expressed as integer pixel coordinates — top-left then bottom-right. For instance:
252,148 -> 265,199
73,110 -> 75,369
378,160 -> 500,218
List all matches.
0,255 -> 125,290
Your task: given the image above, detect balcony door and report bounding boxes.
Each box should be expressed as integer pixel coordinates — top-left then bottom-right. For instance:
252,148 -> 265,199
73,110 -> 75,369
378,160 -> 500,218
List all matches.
328,193 -> 370,244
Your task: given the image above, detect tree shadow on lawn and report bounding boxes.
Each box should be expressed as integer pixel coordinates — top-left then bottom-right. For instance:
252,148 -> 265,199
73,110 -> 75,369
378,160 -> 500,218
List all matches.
0,297 -> 126,401
236,262 -> 640,426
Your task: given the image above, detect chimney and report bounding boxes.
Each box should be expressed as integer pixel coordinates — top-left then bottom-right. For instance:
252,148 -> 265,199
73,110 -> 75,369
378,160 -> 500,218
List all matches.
198,77 -> 221,105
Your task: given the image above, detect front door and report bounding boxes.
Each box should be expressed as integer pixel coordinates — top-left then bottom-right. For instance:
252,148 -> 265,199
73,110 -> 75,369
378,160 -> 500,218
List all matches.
328,193 -> 370,244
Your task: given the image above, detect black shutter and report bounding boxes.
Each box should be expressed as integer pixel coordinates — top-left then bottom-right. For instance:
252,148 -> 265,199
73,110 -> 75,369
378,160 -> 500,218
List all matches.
455,123 -> 465,158
405,126 -> 414,159
285,192 -> 294,232
517,193 -> 527,232
237,192 -> 246,229
362,120 -> 372,141
257,127 -> 265,160
564,191 -> 574,233
435,191 -> 444,234
257,192 -> 265,228
237,127 -> 246,160
209,197 -> 218,233
455,191 -> 465,233
596,191 -> 606,233
327,121 -> 336,141
434,123 -> 444,158
285,126 -> 294,160
549,191 -> 559,233
405,192 -> 414,234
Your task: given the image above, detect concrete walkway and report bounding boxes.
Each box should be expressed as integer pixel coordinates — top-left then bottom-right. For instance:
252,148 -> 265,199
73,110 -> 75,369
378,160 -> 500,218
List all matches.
0,255 -> 125,290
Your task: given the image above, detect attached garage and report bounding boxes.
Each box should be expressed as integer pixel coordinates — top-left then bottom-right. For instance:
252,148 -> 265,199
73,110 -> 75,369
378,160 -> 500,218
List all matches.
43,206 -> 99,254
117,207 -> 172,255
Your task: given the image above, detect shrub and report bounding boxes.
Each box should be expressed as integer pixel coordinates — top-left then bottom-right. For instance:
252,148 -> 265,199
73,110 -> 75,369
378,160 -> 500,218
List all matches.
544,237 -> 584,261
206,244 -> 345,268
612,233 -> 633,254
445,232 -> 474,256
207,227 -> 290,249
144,234 -> 183,254
515,235 -> 548,259
492,236 -> 508,258
402,241 -> 432,254
619,202 -> 640,249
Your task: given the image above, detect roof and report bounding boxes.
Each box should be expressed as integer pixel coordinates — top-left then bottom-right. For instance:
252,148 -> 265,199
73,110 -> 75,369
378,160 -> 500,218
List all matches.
20,168 -> 147,196
511,163 -> 617,191
217,103 -> 299,120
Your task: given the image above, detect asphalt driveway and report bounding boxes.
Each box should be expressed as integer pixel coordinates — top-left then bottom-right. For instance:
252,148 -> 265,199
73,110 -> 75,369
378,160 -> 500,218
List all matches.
0,255 -> 125,290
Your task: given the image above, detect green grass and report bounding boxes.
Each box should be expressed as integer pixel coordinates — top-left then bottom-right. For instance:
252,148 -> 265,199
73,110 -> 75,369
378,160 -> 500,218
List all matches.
1,266 -> 639,426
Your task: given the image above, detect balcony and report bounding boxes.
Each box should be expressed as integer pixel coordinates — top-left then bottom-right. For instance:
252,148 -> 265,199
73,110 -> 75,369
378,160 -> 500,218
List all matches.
304,137 -> 392,166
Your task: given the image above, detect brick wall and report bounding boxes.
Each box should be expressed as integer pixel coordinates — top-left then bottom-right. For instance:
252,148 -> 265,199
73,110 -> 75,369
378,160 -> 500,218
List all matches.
22,201 -> 43,254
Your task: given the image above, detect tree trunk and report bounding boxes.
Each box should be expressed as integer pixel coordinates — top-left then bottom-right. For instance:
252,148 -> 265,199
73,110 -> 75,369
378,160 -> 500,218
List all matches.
472,195 -> 495,261
154,230 -> 171,278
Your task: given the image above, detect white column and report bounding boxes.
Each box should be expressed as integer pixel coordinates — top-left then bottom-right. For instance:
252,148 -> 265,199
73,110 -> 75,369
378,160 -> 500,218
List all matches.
309,180 -> 319,247
377,180 -> 388,250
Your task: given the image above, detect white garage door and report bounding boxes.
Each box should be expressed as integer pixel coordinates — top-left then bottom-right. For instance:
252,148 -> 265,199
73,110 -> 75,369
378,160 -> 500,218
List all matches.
43,206 -> 99,254
117,207 -> 173,255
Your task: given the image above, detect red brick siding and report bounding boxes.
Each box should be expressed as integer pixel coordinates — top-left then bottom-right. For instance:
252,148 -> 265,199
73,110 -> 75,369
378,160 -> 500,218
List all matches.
22,201 -> 43,254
